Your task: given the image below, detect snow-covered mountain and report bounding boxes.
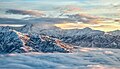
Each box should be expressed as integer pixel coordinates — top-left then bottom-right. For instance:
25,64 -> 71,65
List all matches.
108,30 -> 120,36
13,24 -> 120,49
0,27 -> 73,54
0,24 -> 120,54
0,26 -> 23,54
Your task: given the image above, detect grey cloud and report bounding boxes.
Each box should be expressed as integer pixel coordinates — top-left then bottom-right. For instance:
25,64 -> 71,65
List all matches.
0,17 -> 75,24
66,14 -> 98,23
0,18 -> 29,24
6,9 -> 46,17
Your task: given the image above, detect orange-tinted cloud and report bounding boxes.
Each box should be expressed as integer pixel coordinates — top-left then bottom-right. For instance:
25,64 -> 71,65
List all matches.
63,5 -> 81,13
54,19 -> 120,32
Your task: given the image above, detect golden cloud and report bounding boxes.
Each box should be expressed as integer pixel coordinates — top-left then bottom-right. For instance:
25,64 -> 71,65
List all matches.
54,19 -> 120,32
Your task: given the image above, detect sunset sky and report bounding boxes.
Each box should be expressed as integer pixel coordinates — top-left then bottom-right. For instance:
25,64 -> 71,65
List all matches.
0,0 -> 120,32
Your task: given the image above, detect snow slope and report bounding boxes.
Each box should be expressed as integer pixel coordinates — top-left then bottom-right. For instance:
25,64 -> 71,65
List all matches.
0,47 -> 120,69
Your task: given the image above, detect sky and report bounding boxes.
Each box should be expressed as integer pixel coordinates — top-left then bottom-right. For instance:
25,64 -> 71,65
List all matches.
0,0 -> 120,32
0,0 -> 120,17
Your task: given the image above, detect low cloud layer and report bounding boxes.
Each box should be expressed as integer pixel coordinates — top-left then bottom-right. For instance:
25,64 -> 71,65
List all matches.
0,17 -> 74,24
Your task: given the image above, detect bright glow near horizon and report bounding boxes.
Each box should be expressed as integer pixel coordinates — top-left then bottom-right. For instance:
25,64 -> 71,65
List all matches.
54,20 -> 120,32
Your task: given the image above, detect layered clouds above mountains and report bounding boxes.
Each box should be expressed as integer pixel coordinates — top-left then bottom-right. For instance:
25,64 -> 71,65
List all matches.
0,0 -> 120,32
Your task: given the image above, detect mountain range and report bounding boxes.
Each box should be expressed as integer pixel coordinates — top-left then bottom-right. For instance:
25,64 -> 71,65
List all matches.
0,24 -> 120,54
16,24 -> 120,49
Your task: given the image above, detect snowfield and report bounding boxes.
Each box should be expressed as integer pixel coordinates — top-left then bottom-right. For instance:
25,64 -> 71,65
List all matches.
0,47 -> 120,69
